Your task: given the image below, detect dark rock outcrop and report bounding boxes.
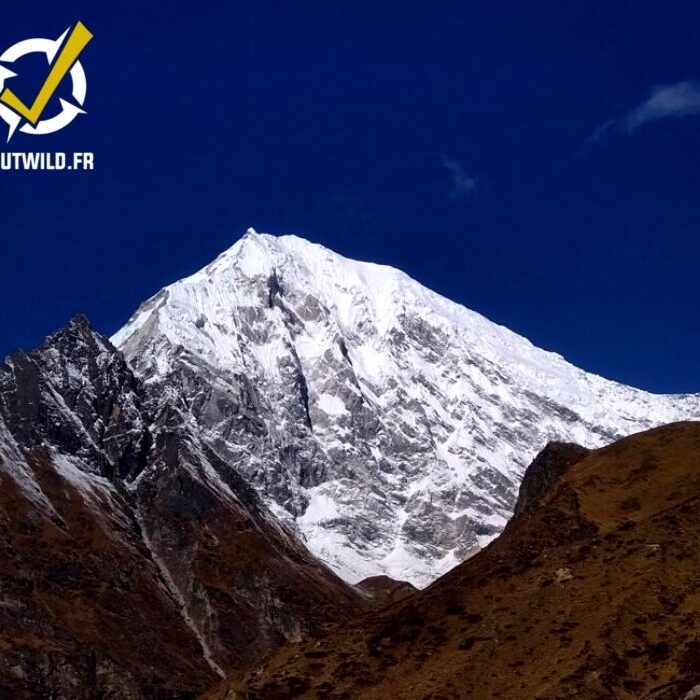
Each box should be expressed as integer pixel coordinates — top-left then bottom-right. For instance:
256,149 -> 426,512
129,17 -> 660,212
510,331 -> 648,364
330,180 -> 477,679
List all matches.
355,576 -> 418,606
0,317 -> 363,698
511,441 -> 590,518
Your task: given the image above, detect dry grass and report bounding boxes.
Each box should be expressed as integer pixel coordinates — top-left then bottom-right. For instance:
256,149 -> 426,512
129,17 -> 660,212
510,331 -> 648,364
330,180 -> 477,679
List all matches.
206,422 -> 700,699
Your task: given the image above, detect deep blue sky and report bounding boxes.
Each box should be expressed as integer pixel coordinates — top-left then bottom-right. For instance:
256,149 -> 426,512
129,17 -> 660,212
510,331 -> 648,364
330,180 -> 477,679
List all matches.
1,2 -> 699,393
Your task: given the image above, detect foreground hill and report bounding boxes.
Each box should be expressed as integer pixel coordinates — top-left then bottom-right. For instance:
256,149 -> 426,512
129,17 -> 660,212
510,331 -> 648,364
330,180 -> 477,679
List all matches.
0,318 -> 361,698
207,422 -> 700,699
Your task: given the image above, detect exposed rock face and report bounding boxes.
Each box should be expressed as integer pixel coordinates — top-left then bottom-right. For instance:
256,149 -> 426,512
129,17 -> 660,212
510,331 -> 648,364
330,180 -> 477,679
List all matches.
208,422 -> 700,700
112,229 -> 700,586
511,441 -> 589,518
355,576 -> 418,606
0,318 -> 361,698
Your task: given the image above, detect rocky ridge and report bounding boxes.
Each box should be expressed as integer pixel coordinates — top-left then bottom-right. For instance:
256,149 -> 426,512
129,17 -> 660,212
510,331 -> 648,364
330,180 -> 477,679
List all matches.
0,316 -> 361,698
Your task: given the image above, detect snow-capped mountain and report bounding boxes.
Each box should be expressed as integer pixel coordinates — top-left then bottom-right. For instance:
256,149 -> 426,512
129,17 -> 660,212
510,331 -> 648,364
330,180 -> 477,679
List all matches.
112,229 -> 700,587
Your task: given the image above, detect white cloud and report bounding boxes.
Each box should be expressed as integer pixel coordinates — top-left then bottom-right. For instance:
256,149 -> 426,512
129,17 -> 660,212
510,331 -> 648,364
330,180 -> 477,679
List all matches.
591,81 -> 700,142
439,154 -> 479,197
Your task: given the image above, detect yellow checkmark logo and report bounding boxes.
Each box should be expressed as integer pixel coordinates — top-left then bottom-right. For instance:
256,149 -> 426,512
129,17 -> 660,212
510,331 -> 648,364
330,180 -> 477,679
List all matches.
0,21 -> 93,126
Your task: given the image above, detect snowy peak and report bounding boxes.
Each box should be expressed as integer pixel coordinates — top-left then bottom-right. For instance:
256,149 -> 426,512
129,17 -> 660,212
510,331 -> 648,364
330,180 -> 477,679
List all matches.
112,230 -> 700,586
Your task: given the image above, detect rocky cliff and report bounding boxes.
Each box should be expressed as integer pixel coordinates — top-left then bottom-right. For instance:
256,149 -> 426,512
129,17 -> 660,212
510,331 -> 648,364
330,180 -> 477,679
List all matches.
0,317 -> 361,698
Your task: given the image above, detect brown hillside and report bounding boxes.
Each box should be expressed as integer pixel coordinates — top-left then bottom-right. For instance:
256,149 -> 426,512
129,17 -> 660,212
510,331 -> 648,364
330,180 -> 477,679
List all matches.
206,422 -> 700,699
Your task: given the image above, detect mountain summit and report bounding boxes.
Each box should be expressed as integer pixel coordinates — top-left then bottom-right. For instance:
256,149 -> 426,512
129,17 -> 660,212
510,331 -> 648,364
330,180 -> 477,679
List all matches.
112,230 -> 700,586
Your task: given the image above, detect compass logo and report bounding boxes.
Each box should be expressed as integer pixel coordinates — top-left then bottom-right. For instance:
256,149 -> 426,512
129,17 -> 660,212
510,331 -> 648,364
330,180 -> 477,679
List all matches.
0,21 -> 93,143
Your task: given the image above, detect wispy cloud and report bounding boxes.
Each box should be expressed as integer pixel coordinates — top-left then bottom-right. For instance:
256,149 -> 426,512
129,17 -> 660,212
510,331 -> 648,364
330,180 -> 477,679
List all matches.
590,80 -> 700,143
439,154 -> 479,198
